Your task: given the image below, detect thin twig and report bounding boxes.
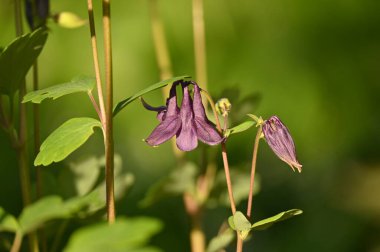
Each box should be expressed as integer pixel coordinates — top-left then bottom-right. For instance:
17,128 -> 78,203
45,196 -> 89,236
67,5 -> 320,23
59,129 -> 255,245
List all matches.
86,0 -> 106,126
102,0 -> 115,223
247,126 -> 262,219
192,0 -> 208,95
10,232 -> 23,252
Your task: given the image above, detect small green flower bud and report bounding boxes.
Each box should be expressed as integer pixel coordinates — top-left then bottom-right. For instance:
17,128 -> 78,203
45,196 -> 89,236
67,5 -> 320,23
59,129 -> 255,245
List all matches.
215,98 -> 232,117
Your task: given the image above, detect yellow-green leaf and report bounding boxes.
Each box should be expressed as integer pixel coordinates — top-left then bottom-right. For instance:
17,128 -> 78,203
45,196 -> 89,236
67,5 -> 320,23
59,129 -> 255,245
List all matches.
23,76 -> 95,104
35,118 -> 102,166
251,209 -> 303,231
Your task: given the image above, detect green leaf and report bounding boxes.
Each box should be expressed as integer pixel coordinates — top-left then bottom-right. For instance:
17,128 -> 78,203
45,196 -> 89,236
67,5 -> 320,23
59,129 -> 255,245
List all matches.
64,217 -> 163,252
35,117 -> 102,166
113,75 -> 190,117
19,196 -> 69,234
140,162 -> 198,207
23,76 -> 95,104
225,121 -> 255,137
228,211 -> 251,240
0,207 -> 20,233
206,228 -> 235,252
251,209 -> 303,231
0,28 -> 48,95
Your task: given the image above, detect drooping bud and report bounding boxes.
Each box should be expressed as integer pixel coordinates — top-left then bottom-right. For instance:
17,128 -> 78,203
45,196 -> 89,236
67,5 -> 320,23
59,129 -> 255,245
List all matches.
215,98 -> 232,117
25,0 -> 50,30
262,116 -> 302,173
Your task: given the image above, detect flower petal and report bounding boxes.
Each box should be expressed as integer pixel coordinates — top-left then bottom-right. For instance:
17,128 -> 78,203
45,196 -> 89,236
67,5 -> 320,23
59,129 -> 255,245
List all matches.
145,116 -> 181,146
263,116 -> 302,172
192,84 -> 223,145
176,84 -> 198,151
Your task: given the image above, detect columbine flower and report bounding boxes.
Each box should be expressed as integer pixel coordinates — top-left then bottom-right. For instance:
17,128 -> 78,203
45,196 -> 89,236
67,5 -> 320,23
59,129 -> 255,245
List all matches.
25,0 -> 50,30
143,81 -> 223,151
262,115 -> 302,172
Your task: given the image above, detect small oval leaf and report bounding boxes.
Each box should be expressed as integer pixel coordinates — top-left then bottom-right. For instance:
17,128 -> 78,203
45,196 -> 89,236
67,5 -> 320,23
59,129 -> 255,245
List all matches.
23,76 -> 95,104
225,121 -> 255,137
113,75 -> 190,117
251,209 -> 303,231
0,207 -> 20,233
35,117 -> 102,166
206,228 -> 235,252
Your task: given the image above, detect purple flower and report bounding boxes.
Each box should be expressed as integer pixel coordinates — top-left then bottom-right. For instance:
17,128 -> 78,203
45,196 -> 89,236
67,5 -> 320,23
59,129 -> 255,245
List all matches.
143,81 -> 223,151
262,116 -> 302,173
25,0 -> 50,30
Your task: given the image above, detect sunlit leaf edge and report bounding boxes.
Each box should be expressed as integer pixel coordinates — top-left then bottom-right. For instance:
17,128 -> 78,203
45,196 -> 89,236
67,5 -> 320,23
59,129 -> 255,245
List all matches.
251,209 -> 303,231
113,75 -> 190,117
22,76 -> 95,104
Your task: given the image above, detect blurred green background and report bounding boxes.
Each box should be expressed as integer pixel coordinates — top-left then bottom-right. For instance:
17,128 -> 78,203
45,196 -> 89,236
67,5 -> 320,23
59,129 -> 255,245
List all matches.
1,0 -> 380,251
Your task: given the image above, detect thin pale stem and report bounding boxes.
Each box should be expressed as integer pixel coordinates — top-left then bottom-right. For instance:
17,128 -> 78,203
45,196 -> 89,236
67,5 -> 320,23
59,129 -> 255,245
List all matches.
247,126 -> 262,219
33,61 -> 42,198
88,91 -> 102,121
102,0 -> 115,223
10,232 -> 23,252
87,0 -> 106,126
192,0 -> 208,95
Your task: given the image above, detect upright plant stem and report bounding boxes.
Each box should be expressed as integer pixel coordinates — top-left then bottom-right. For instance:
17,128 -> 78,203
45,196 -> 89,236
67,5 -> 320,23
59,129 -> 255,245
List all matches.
86,0 -> 106,126
102,0 -> 115,223
10,232 -> 23,252
247,126 -> 262,219
14,0 -> 39,251
192,0 -> 208,93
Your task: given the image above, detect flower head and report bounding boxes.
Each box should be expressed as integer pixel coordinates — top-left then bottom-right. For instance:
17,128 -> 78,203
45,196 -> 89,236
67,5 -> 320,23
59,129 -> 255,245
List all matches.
25,0 -> 50,30
143,81 -> 223,151
262,116 -> 302,172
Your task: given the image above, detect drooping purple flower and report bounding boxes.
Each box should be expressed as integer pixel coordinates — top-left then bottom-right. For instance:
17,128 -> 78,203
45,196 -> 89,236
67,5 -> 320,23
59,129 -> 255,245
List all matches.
25,0 -> 50,30
143,81 -> 223,151
262,116 -> 302,173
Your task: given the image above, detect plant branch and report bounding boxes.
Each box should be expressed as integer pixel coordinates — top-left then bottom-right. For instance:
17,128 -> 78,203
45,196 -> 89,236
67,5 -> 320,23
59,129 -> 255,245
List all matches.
102,0 -> 115,223
86,0 -> 106,126
192,0 -> 208,94
10,232 -> 23,252
247,126 -> 262,219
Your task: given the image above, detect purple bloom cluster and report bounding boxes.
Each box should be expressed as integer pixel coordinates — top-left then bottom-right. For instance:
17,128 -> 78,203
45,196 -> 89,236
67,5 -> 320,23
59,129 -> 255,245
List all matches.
262,116 -> 302,172
142,81 -> 223,151
25,0 -> 50,30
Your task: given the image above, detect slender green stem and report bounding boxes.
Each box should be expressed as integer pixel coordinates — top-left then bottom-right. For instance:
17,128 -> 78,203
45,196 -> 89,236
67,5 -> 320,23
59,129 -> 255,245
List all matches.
247,126 -> 262,219
192,0 -> 208,95
10,232 -> 23,252
86,0 -> 106,126
88,91 -> 102,121
14,0 -> 39,251
102,0 -> 115,223
33,61 -> 42,197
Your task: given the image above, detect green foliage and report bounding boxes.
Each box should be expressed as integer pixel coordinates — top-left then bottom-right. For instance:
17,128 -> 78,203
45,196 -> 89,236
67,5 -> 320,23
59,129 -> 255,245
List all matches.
113,75 -> 190,117
22,76 -> 95,103
0,28 -> 48,95
251,209 -> 303,231
225,121 -> 255,137
140,162 -> 198,207
228,209 -> 303,240
0,208 -> 19,233
19,196 -> 70,234
64,217 -> 163,252
206,228 -> 235,252
35,117 -> 102,166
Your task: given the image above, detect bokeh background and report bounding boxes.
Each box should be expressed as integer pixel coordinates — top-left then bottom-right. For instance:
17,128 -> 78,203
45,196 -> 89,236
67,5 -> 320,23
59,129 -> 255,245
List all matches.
1,0 -> 380,251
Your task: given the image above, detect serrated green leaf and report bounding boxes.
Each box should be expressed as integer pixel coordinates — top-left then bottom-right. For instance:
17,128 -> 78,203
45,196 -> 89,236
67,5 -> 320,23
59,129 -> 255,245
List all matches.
23,76 -> 95,103
251,209 -> 303,231
64,218 -> 163,252
35,117 -> 102,166
19,196 -> 69,234
113,75 -> 190,117
140,162 -> 198,207
0,207 -> 20,233
225,121 -> 255,137
206,228 -> 235,252
0,28 -> 48,95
